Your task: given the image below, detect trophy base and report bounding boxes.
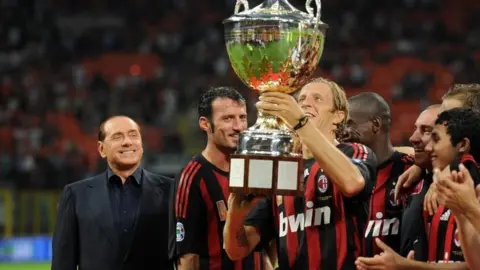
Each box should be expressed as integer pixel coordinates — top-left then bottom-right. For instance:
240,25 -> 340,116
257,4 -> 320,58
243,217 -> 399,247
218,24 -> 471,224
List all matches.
229,111 -> 304,196
229,154 -> 304,196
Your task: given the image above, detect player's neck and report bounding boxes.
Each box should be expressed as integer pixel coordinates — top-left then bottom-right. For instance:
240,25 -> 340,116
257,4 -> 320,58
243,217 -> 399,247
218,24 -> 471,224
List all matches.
202,143 -> 231,172
371,136 -> 394,165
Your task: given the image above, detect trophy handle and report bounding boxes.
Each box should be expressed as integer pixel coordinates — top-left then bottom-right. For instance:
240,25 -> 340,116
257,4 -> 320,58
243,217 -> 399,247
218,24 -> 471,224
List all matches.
305,0 -> 322,23
234,0 -> 249,14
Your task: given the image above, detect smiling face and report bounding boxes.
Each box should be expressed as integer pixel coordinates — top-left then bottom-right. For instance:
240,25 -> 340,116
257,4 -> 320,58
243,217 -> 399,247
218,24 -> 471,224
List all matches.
98,116 -> 143,169
426,124 -> 459,170
408,107 -> 440,169
297,81 -> 346,133
200,97 -> 248,152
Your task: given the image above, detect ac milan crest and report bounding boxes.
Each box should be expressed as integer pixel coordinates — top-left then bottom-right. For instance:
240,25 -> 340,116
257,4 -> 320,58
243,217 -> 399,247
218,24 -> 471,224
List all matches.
454,229 -> 460,247
317,174 -> 328,193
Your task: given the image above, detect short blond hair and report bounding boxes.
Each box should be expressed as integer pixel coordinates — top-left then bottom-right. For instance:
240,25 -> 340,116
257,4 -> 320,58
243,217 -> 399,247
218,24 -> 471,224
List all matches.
442,84 -> 480,110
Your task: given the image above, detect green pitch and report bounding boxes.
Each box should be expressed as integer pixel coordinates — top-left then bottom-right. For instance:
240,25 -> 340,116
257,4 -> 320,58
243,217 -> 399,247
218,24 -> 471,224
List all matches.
0,263 -> 50,270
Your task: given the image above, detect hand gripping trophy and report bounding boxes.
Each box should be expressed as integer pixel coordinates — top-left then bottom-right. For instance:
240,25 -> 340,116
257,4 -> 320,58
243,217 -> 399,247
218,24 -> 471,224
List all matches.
224,0 -> 327,196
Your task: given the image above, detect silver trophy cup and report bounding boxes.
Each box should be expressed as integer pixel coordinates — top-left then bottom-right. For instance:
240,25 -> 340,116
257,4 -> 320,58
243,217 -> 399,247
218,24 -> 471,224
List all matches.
223,0 -> 328,196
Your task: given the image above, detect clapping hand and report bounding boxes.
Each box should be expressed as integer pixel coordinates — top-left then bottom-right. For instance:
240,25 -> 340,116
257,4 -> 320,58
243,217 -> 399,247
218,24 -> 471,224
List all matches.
435,164 -> 480,215
355,239 -> 414,270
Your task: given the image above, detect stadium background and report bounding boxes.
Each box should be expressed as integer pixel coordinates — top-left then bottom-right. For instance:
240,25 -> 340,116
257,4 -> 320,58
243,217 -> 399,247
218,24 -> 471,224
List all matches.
0,0 -> 478,268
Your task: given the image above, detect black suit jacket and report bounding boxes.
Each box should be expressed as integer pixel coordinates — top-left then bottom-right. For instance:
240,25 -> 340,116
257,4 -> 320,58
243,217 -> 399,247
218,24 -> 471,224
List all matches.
52,169 -> 174,270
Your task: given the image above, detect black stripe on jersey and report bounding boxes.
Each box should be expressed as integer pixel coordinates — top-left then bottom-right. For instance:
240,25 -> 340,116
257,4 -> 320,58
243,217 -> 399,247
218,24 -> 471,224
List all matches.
201,166 -> 235,270
277,203 -> 289,269
319,178 -> 338,270
293,196 -> 309,269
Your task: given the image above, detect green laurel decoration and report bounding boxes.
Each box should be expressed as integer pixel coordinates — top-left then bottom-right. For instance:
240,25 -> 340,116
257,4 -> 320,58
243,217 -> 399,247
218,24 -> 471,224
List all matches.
226,27 -> 325,90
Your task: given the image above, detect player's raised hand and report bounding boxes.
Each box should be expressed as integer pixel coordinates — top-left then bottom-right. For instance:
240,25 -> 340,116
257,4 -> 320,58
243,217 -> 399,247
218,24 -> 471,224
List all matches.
355,239 -> 407,270
395,165 -> 422,203
436,164 -> 479,215
424,182 -> 439,216
256,92 -> 304,129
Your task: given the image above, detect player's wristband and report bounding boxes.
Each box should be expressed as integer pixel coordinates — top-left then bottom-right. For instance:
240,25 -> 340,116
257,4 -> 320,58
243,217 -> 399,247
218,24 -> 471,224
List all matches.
293,115 -> 308,131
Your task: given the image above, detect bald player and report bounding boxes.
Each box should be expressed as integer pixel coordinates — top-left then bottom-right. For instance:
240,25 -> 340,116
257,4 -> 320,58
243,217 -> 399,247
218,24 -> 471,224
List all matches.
348,92 -> 414,256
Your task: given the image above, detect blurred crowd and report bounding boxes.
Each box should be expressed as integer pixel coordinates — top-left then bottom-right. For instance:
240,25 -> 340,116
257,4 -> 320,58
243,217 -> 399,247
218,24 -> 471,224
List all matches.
0,0 -> 479,189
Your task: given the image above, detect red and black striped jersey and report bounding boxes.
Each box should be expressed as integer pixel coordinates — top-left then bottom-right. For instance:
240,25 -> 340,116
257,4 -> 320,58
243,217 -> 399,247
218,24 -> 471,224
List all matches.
168,154 -> 267,270
364,151 -> 414,256
424,154 -> 480,263
245,143 -> 377,270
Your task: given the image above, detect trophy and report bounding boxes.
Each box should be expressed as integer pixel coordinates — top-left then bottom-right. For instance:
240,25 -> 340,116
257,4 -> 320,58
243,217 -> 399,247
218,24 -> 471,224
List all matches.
224,0 -> 327,196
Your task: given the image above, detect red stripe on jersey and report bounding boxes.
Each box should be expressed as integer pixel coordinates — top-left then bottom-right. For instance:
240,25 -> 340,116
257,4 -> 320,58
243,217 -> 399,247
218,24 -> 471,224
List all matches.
428,206 -> 444,261
352,143 -> 359,158
304,162 -> 321,268
199,179 -> 222,270
175,161 -> 192,216
175,161 -> 197,217
361,144 -> 368,160
443,212 -> 456,262
284,196 -> 299,268
306,212 -> 321,269
179,162 -> 202,218
213,171 -> 230,200
351,143 -> 367,161
254,252 -> 261,270
333,183 -> 348,270
352,143 -> 361,160
305,163 -> 320,202
235,257 -> 243,270
370,163 -> 392,255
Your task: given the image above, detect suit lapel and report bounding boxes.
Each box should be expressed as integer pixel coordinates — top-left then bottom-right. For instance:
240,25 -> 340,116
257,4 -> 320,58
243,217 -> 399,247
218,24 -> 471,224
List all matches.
124,170 -> 164,259
86,172 -> 119,247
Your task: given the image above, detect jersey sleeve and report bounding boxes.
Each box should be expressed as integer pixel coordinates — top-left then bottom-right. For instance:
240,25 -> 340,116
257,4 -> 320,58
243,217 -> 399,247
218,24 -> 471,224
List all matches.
340,143 -> 378,200
168,164 -> 205,259
400,154 -> 415,171
244,197 -> 276,251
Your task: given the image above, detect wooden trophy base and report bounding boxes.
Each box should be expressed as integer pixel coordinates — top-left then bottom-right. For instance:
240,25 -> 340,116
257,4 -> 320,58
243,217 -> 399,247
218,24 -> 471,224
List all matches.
229,154 -> 304,196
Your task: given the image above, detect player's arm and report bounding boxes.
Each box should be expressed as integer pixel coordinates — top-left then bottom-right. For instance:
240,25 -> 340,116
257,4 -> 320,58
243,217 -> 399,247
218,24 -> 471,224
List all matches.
450,161 -> 480,269
357,239 -> 469,270
177,254 -> 200,270
296,122 -> 369,197
169,172 -> 204,270
52,185 -> 79,270
395,165 -> 424,202
257,92 -> 370,197
462,205 -> 480,237
455,214 -> 480,269
394,146 -> 415,156
266,240 -> 278,268
224,195 -> 274,260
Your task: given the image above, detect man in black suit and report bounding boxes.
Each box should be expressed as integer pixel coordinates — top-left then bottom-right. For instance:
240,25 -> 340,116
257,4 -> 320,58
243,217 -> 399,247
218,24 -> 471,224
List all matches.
52,116 -> 174,270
